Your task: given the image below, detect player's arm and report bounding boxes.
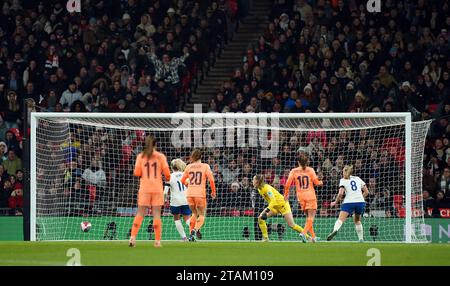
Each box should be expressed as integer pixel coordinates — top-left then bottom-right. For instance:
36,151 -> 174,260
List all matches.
133,155 -> 142,177
161,156 -> 171,182
330,187 -> 345,208
284,171 -> 294,200
163,183 -> 170,202
362,185 -> 369,199
180,168 -> 189,186
259,207 -> 271,220
206,166 -> 216,199
311,169 -> 323,186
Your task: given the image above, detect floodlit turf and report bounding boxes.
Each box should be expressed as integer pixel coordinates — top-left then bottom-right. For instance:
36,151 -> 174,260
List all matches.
1,241 -> 450,266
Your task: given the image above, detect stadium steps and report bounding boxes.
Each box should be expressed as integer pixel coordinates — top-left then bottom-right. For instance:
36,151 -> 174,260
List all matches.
185,0 -> 272,112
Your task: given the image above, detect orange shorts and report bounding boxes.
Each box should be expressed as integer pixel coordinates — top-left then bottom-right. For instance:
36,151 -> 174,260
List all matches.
187,197 -> 207,208
298,198 -> 317,211
138,192 -> 164,207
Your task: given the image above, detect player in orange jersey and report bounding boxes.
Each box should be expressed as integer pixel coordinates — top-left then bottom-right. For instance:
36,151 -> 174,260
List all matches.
180,149 -> 216,241
284,153 -> 323,242
129,135 -> 171,248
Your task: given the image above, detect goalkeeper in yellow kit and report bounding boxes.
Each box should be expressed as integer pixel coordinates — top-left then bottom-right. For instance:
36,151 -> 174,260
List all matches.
252,175 -> 309,242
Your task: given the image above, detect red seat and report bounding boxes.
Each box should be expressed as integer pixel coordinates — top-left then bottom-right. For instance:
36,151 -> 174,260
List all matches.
393,195 -> 403,205
243,209 -> 254,216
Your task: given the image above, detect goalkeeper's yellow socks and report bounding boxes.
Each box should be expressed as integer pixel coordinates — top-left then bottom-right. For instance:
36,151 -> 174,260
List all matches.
292,224 -> 307,236
195,215 -> 205,230
258,219 -> 268,240
131,214 -> 144,238
153,218 -> 162,241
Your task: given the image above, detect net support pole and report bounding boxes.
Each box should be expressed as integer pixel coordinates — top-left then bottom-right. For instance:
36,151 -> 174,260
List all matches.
405,113 -> 412,243
30,112 -> 37,241
22,100 -> 30,241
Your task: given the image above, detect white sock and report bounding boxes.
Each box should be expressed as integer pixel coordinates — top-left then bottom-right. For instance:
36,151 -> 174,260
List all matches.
185,218 -> 191,226
355,223 -> 363,241
333,220 -> 343,232
174,220 -> 186,239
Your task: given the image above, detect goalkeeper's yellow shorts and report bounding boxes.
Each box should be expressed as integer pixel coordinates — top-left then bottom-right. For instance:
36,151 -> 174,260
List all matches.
268,200 -> 292,216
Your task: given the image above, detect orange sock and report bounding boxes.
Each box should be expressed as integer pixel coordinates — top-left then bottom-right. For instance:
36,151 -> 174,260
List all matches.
189,214 -> 197,232
131,214 -> 144,238
306,217 -> 315,238
153,218 -> 162,241
195,215 -> 205,230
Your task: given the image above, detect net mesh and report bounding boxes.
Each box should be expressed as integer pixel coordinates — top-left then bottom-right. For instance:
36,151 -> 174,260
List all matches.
32,113 -> 430,242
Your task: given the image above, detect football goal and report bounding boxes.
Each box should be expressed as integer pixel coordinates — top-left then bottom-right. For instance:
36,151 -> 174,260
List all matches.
29,112 -> 431,242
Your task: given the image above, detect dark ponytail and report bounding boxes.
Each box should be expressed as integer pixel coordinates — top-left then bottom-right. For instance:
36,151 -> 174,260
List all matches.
143,135 -> 156,159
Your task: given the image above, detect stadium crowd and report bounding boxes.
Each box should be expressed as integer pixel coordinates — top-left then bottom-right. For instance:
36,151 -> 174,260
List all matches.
1,0 -> 450,219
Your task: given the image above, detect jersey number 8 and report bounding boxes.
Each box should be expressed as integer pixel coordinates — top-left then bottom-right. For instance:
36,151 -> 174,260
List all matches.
350,180 -> 357,191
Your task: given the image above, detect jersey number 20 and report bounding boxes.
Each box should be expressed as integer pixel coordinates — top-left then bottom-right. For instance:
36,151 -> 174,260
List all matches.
189,171 -> 202,185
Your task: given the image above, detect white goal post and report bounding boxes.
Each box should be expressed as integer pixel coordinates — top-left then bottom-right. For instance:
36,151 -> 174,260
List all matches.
30,112 -> 431,242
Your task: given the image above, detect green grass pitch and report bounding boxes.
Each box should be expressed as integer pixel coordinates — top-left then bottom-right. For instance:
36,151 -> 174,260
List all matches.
0,241 -> 449,266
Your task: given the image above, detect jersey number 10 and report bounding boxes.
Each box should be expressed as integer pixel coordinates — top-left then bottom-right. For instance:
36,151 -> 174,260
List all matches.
297,176 -> 310,190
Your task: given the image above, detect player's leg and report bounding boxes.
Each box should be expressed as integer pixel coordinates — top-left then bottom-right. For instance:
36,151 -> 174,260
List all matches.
327,211 -> 349,241
354,203 -> 365,242
152,205 -> 163,247
173,212 -> 188,241
354,214 -> 364,242
258,208 -> 274,241
279,201 -> 309,241
187,198 -> 197,234
306,209 -> 317,240
130,205 -> 147,247
193,205 -> 206,231
188,198 -> 199,241
151,192 -> 164,247
188,209 -> 197,241
298,199 -> 309,238
183,214 -> 191,226
283,212 -> 309,238
183,205 -> 191,227
191,198 -> 207,239
181,206 -> 192,241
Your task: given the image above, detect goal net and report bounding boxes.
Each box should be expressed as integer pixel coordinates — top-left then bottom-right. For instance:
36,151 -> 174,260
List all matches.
30,112 -> 431,242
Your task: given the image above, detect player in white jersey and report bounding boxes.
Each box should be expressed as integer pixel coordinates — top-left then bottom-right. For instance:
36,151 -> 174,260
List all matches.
163,159 -> 191,241
327,165 -> 369,242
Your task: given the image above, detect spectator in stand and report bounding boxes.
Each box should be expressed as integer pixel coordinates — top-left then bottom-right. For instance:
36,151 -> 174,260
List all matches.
0,165 -> 7,184
2,150 -> 22,176
0,142 -> 7,164
436,167 -> 450,199
434,190 -> 450,217
3,91 -> 21,129
60,82 -> 83,111
0,117 -> 8,143
423,190 -> 436,218
8,186 -> 23,215
0,180 -> 13,210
